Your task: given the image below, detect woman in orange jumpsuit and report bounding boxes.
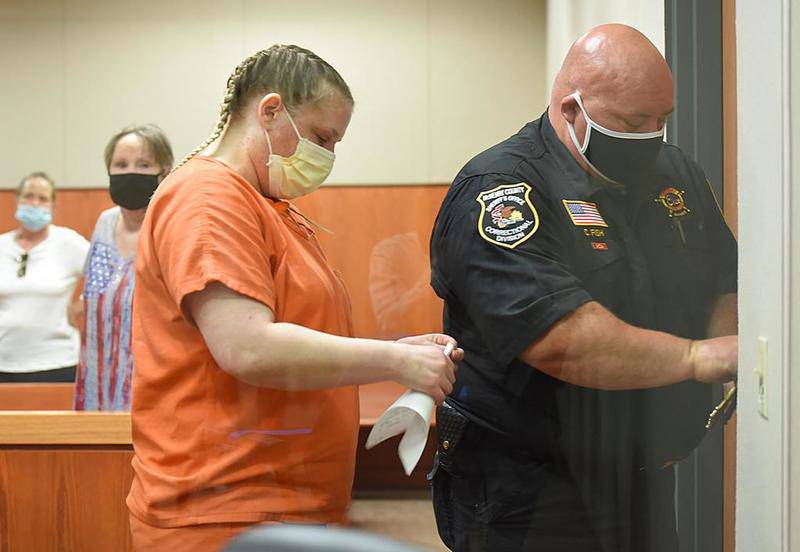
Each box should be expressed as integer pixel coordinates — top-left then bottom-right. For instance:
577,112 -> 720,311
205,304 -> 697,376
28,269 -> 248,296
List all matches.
126,44 -> 460,551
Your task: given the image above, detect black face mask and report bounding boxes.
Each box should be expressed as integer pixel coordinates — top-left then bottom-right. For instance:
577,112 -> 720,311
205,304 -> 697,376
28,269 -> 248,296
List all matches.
567,92 -> 665,187
109,173 -> 160,210
583,130 -> 664,188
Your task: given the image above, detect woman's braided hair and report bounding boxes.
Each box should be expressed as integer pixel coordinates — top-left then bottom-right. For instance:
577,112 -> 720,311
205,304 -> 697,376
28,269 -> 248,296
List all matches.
177,44 -> 352,169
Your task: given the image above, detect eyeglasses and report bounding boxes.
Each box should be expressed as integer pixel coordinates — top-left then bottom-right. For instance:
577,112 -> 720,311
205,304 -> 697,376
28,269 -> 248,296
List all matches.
15,252 -> 28,278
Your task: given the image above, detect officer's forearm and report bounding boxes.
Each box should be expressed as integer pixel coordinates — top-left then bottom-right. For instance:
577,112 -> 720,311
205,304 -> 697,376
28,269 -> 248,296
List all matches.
706,293 -> 737,338
520,301 -> 697,390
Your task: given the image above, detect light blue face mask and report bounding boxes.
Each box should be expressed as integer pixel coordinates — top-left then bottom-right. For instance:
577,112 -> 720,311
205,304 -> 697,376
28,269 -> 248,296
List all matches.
15,204 -> 52,232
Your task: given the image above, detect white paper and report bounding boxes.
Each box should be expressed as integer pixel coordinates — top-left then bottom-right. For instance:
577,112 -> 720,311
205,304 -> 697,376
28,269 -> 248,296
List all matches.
365,390 -> 435,475
365,343 -> 453,476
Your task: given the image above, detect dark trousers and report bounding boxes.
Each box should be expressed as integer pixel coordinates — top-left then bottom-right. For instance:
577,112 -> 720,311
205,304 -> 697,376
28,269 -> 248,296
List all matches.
0,366 -> 76,383
431,423 -> 679,552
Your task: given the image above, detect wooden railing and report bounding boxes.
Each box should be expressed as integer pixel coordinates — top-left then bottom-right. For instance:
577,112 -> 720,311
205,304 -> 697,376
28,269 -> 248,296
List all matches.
0,411 -> 131,444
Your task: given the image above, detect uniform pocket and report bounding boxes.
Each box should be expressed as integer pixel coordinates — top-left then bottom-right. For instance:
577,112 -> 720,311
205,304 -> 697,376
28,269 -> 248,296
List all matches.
651,217 -> 716,297
657,215 -> 710,249
571,241 -> 628,308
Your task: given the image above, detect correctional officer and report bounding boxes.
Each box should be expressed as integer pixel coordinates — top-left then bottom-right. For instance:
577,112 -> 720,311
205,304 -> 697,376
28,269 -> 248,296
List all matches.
429,24 -> 738,552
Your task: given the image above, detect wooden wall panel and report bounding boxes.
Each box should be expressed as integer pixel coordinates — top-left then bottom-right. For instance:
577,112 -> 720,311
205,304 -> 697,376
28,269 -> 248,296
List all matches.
0,185 -> 448,339
722,0 -> 738,238
295,186 -> 448,339
0,448 -> 134,552
0,383 -> 72,410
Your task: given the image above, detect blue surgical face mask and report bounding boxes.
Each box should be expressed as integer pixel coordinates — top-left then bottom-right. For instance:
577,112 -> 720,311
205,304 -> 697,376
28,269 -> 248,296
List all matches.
16,204 -> 52,232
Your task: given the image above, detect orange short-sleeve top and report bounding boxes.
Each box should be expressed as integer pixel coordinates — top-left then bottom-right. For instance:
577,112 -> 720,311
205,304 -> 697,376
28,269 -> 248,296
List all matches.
126,157 -> 359,528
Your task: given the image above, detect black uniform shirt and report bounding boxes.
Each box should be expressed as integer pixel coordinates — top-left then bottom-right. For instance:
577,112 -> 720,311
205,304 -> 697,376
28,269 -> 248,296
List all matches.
430,112 -> 737,470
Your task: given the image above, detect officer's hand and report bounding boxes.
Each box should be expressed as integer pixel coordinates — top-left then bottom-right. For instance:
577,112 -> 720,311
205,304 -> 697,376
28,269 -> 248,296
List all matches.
393,343 -> 457,405
395,333 -> 465,363
689,335 -> 738,383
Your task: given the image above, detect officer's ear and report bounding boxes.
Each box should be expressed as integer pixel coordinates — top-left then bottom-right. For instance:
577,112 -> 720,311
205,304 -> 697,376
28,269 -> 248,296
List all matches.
560,95 -> 580,125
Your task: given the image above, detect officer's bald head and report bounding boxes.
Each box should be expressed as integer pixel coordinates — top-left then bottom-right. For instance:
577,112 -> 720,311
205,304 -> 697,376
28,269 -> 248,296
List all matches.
548,24 -> 674,174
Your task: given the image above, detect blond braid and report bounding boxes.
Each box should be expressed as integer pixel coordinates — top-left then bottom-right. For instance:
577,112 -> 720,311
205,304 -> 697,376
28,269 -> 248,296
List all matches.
174,50 -> 269,170
174,45 -> 353,172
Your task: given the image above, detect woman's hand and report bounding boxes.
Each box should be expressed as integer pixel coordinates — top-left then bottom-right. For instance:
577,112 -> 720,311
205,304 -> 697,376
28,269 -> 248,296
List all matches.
395,333 -> 465,363
392,334 -> 463,404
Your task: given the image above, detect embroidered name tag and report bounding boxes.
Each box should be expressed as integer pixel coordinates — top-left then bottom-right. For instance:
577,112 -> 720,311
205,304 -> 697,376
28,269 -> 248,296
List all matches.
476,183 -> 539,249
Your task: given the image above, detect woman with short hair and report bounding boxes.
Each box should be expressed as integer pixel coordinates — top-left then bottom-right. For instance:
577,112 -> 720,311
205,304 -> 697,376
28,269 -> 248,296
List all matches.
0,172 -> 89,382
73,124 -> 173,410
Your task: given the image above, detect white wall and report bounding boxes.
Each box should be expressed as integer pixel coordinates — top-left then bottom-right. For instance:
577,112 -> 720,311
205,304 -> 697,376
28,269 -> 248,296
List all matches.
545,0 -> 666,97
735,0 -> 796,550
792,0 -> 800,547
0,0 -> 547,189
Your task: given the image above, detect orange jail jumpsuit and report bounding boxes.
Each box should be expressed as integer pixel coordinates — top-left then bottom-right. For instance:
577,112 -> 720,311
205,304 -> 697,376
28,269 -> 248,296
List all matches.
127,157 -> 359,551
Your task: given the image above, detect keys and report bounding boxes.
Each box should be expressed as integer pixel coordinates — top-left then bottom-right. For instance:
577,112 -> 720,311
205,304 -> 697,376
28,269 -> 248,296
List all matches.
705,384 -> 737,430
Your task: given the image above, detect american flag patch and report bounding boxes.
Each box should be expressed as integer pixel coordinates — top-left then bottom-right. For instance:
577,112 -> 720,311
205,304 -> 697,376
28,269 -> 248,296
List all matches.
562,200 -> 608,227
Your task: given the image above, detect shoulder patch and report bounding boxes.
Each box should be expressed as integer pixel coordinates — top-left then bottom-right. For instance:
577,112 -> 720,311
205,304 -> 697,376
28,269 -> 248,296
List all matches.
476,183 -> 539,249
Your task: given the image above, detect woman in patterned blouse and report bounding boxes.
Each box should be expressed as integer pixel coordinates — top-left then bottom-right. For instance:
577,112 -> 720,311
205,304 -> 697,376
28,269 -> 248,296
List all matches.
74,124 -> 173,410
